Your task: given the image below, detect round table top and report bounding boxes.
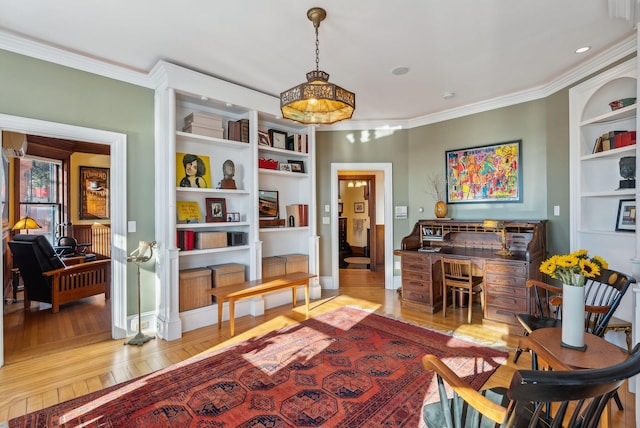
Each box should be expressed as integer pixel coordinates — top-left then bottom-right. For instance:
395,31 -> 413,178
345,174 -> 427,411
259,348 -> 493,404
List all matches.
344,257 -> 371,265
525,327 -> 627,370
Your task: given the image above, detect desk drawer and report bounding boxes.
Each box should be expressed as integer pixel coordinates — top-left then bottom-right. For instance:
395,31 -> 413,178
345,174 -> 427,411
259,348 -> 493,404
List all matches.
485,274 -> 526,289
485,305 -> 519,325
403,278 -> 429,292
486,293 -> 527,312
403,289 -> 430,303
403,269 -> 431,282
402,260 -> 430,273
485,261 -> 527,277
485,282 -> 527,299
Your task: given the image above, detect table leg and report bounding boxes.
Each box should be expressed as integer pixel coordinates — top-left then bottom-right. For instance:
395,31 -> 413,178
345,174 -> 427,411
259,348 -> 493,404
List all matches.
217,298 -> 224,330
304,281 -> 310,317
229,299 -> 235,336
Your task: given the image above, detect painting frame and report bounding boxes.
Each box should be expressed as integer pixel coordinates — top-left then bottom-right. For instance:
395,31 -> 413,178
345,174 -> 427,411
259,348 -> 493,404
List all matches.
615,199 -> 636,232
226,212 -> 240,222
79,166 -> 110,220
288,160 -> 305,173
269,129 -> 288,149
445,139 -> 522,204
176,153 -> 212,188
354,201 -> 365,213
205,197 -> 226,223
258,130 -> 271,147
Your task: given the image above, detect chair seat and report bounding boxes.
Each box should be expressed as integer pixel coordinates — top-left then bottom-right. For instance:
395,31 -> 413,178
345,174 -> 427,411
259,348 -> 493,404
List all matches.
515,314 -> 560,334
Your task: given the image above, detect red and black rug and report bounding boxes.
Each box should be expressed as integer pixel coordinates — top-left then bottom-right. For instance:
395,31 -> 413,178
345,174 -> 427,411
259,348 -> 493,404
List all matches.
8,306 -> 507,427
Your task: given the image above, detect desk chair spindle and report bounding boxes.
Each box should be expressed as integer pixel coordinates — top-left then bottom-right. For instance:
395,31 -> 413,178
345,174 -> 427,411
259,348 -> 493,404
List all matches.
441,258 -> 483,324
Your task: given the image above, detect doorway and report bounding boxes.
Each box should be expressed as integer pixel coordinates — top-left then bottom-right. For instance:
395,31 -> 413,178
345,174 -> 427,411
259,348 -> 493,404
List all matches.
338,175 -> 376,272
0,114 -> 127,367
330,163 -> 394,290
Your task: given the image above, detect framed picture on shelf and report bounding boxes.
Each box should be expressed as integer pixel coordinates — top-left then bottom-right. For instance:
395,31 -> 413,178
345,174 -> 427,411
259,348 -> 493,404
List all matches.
226,212 -> 240,222
615,199 -> 636,232
258,130 -> 271,147
176,201 -> 202,223
288,160 -> 305,173
354,202 -> 365,213
205,198 -> 226,223
258,190 -> 279,219
80,166 -> 110,220
279,163 -> 292,172
445,139 -> 522,204
269,129 -> 288,149
176,153 -> 212,188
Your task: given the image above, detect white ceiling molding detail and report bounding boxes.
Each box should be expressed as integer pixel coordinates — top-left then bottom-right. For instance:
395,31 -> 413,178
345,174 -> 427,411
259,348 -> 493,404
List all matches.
0,30 -> 636,131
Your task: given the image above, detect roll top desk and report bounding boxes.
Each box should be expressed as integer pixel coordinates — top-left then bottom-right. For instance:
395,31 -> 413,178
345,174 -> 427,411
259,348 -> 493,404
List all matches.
396,219 -> 547,332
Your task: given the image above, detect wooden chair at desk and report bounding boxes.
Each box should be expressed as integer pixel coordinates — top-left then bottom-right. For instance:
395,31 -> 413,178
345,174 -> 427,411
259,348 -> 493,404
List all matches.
441,257 -> 483,324
422,342 -> 640,428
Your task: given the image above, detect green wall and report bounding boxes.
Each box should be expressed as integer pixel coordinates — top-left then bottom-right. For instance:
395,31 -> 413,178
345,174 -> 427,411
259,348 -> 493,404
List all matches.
316,97 -> 570,279
315,129 -> 409,275
0,49 -> 155,315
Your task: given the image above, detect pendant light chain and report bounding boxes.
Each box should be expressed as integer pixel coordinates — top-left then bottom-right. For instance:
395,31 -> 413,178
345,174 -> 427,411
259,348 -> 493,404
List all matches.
315,25 -> 320,72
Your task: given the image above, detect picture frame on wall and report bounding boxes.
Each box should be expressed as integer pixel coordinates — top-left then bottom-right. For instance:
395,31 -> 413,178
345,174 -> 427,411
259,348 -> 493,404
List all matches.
354,202 -> 365,213
205,198 -> 226,223
615,199 -> 636,232
80,166 -> 110,220
445,139 -> 522,204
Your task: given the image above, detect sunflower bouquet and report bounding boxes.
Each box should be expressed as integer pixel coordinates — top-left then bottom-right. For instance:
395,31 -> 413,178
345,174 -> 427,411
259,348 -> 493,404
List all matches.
539,249 -> 608,286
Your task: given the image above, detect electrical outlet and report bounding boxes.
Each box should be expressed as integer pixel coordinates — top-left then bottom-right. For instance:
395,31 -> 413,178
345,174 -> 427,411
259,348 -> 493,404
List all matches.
140,321 -> 149,330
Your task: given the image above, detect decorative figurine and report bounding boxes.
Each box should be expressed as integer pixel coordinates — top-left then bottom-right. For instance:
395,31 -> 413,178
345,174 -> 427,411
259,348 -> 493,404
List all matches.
618,156 -> 636,189
219,159 -> 237,189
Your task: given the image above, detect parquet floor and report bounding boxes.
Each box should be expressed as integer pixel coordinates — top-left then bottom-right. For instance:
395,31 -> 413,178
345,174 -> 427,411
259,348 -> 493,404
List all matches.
0,269 -> 635,426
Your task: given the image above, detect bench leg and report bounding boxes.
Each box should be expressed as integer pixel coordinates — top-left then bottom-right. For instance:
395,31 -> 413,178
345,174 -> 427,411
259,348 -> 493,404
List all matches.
291,287 -> 297,308
229,299 -> 235,336
304,281 -> 310,316
218,298 -> 224,330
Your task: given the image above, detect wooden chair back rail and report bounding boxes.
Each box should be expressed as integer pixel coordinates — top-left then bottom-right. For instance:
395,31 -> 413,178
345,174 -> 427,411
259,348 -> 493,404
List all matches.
422,343 -> 640,427
42,259 -> 111,312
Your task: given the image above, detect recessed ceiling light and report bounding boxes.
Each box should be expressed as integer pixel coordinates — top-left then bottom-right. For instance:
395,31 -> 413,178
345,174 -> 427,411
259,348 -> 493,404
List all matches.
200,96 -> 209,101
575,46 -> 590,54
391,66 -> 410,76
443,92 -> 455,99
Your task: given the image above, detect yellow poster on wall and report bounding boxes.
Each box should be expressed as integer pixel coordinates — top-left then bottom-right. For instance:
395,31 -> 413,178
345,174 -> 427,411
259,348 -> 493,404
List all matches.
176,153 -> 212,188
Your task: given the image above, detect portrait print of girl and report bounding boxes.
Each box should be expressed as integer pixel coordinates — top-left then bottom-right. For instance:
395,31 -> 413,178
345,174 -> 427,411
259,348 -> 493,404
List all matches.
177,153 -> 212,188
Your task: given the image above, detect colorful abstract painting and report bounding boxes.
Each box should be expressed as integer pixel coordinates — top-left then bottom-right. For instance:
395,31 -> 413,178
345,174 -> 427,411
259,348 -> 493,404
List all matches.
445,140 -> 522,203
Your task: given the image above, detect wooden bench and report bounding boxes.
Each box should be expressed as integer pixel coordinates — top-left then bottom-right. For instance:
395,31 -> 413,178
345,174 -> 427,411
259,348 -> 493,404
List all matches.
208,272 -> 317,336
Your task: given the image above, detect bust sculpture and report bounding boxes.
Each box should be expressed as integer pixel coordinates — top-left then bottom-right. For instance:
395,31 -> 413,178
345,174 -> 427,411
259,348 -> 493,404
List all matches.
618,156 -> 636,189
219,159 -> 237,189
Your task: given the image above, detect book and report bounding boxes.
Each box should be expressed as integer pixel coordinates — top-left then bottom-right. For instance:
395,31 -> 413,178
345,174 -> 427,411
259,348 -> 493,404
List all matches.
177,230 -> 195,251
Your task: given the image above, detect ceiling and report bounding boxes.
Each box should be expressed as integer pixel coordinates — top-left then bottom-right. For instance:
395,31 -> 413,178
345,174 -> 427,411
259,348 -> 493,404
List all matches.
0,1 -> 636,125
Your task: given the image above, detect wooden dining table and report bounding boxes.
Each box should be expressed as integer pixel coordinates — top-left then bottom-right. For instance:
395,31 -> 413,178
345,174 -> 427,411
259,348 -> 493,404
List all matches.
519,327 -> 628,427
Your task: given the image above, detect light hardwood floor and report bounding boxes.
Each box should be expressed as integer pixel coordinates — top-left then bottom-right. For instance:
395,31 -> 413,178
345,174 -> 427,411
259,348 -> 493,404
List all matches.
1,270 -> 635,426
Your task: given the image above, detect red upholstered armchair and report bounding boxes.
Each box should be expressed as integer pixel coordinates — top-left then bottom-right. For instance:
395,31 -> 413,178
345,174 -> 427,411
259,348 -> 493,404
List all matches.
9,234 -> 110,313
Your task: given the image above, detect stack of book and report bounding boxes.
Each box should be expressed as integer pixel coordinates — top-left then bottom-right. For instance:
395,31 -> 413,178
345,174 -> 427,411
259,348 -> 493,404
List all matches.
593,130 -> 636,153
285,204 -> 309,227
286,134 -> 308,153
182,112 -> 224,138
177,230 -> 195,251
227,119 -> 250,143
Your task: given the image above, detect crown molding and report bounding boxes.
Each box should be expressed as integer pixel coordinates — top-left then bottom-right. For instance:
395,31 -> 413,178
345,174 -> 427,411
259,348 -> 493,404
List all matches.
329,34 -> 638,131
0,30 -> 152,89
1,30 -> 636,130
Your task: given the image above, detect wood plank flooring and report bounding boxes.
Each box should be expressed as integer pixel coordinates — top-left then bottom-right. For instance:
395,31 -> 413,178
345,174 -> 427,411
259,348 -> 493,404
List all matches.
1,270 -> 635,426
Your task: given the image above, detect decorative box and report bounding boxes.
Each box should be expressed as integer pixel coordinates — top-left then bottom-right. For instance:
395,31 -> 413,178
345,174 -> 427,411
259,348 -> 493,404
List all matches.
194,231 -> 227,249
208,263 -> 246,302
182,124 -> 224,139
227,231 -> 247,246
262,256 -> 286,278
184,112 -> 223,129
179,268 -> 212,312
258,158 -> 278,170
279,253 -> 309,274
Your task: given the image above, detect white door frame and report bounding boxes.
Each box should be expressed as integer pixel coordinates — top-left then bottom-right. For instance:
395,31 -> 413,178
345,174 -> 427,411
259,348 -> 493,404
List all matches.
0,114 -> 127,367
330,163 -> 394,289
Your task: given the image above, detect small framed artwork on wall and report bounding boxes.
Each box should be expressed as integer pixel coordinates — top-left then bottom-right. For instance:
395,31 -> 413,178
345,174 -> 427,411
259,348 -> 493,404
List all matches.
615,199 -> 636,232
354,202 -> 365,213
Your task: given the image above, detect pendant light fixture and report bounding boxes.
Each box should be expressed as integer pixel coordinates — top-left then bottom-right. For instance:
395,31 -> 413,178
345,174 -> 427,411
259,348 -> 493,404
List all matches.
280,7 -> 355,125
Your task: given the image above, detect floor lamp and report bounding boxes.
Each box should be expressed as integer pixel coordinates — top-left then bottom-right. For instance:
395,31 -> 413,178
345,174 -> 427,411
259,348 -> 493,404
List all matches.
125,240 -> 156,346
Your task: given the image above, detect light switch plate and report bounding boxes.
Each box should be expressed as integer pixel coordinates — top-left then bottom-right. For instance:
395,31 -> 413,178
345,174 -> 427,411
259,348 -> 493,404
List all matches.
128,220 -> 137,232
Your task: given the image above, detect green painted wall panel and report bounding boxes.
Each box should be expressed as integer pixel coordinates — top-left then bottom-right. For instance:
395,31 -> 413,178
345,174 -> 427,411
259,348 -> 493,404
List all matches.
0,49 -> 155,315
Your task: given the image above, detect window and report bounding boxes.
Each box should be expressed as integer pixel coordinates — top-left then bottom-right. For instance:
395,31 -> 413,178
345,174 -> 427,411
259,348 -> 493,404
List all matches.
18,158 -> 62,244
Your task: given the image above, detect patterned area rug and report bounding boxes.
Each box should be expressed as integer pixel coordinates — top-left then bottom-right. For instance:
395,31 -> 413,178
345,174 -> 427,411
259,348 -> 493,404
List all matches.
8,307 -> 507,427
